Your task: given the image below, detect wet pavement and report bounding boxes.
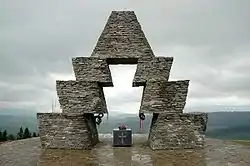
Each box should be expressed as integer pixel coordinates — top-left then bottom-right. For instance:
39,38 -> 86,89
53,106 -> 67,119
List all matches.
0,134 -> 250,166
0,138 -> 41,166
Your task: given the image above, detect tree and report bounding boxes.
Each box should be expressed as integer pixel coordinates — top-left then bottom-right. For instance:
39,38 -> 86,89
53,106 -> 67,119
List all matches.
17,127 -> 24,139
32,132 -> 37,137
8,134 -> 15,141
0,130 -> 2,142
23,127 -> 31,139
2,130 -> 7,141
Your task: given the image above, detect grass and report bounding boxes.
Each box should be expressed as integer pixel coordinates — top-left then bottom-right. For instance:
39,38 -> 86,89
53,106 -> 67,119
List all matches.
232,140 -> 250,147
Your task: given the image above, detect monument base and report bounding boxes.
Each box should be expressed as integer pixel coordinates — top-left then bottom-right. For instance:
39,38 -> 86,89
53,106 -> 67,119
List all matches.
113,128 -> 132,147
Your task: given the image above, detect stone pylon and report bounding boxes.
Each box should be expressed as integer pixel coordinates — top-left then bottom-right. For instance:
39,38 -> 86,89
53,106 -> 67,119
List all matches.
37,11 -> 207,150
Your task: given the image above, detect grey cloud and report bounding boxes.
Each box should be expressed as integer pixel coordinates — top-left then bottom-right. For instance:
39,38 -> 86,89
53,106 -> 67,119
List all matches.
0,0 -> 249,113
137,0 -> 250,47
106,88 -> 143,104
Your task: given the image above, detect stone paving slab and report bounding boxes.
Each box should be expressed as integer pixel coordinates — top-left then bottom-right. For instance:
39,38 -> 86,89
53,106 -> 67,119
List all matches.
0,135 -> 250,166
0,138 -> 41,166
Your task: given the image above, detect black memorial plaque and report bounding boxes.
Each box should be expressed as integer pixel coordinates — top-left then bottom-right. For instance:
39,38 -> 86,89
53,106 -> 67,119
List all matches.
113,129 -> 132,147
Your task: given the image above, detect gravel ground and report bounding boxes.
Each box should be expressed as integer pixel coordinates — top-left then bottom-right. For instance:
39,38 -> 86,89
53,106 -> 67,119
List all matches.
0,134 -> 250,166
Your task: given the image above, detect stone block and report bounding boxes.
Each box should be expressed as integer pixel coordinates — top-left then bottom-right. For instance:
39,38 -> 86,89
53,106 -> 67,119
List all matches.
148,113 -> 208,150
133,57 -> 173,87
37,113 -> 98,150
72,57 -> 113,87
56,80 -> 108,114
91,11 -> 154,63
140,80 -> 189,113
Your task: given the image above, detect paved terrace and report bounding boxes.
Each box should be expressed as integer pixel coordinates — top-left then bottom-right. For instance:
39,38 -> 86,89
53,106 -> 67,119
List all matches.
0,134 -> 250,166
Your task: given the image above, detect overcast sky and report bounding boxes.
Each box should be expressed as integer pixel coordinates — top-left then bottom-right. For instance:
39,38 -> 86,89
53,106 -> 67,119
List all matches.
0,0 -> 250,115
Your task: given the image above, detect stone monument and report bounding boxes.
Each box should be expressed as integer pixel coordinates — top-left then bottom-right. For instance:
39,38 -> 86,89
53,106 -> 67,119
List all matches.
37,11 -> 208,150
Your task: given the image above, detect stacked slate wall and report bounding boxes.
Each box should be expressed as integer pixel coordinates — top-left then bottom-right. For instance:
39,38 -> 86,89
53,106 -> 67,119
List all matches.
72,57 -> 113,87
139,80 -> 189,113
132,55 -> 208,150
56,81 -> 108,114
91,11 -> 154,61
37,113 -> 96,150
148,113 -> 208,150
133,57 -> 173,87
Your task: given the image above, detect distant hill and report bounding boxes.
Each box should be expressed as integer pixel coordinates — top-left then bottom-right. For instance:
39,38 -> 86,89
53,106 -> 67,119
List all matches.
0,112 -> 250,140
97,113 -> 152,134
0,108 -> 37,135
98,112 -> 250,140
206,112 -> 250,140
0,115 -> 37,135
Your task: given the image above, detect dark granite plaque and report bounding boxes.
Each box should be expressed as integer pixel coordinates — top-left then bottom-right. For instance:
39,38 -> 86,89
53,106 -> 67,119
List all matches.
113,128 -> 132,147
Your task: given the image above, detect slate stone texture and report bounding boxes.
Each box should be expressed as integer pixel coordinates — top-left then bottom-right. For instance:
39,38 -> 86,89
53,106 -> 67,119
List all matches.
56,80 -> 108,115
91,11 -> 155,64
133,57 -> 173,87
72,57 -> 113,87
148,113 -> 208,150
37,113 -> 98,150
139,80 -> 189,114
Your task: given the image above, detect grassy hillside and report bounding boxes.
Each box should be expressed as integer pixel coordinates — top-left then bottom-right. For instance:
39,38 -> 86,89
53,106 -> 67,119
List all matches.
232,140 -> 250,147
